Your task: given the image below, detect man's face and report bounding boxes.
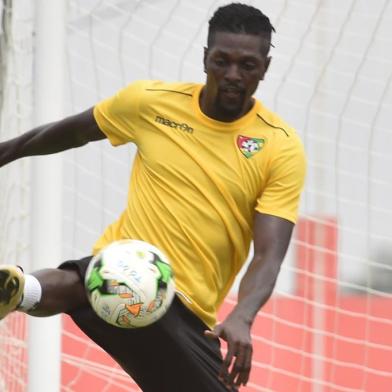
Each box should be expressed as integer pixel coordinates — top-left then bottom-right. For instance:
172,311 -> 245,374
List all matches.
203,31 -> 271,121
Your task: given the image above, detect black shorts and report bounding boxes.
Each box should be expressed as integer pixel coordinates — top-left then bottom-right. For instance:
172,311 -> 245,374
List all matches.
59,257 -> 237,392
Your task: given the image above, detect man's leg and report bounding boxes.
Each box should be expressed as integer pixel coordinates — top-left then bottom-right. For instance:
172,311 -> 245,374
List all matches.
70,296 -> 238,392
28,268 -> 89,316
0,263 -> 89,319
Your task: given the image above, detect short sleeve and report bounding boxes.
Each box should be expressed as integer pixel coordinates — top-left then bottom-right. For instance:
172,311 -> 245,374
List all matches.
93,80 -> 147,146
255,134 -> 306,224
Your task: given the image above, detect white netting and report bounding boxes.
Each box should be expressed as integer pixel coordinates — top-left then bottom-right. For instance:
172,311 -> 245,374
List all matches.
1,0 -> 392,391
0,0 -> 33,390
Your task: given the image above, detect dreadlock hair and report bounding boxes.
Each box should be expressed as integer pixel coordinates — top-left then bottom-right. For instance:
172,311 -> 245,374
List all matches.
207,3 -> 275,56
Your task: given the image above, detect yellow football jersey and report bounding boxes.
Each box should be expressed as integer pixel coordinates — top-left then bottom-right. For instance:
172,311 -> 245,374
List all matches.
93,80 -> 306,328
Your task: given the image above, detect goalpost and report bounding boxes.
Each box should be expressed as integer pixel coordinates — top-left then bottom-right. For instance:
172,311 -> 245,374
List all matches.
28,2 -> 67,391
1,1 -> 392,391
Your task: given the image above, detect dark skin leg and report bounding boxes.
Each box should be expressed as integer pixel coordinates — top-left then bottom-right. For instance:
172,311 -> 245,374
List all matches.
26,269 -> 88,317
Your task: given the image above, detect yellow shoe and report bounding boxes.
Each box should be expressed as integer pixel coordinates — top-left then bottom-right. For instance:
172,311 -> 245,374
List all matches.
0,265 -> 24,320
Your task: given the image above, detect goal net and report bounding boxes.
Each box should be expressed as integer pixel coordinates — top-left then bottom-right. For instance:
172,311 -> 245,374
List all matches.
0,0 -> 32,390
1,0 -> 392,391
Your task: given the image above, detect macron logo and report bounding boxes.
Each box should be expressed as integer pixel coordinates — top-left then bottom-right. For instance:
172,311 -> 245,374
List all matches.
155,115 -> 194,134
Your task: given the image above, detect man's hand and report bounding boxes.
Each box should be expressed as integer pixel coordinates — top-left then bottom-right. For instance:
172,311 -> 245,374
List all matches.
205,315 -> 253,389
203,216 -> 294,389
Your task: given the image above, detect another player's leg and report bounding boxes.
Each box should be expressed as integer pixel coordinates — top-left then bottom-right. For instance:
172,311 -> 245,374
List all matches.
0,263 -> 89,319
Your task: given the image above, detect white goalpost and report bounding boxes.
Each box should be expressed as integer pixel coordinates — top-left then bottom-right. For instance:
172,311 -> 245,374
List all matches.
1,1 -> 392,391
28,1 -> 67,391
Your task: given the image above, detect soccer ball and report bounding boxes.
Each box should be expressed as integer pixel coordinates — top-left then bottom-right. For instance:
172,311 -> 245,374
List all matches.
85,239 -> 175,328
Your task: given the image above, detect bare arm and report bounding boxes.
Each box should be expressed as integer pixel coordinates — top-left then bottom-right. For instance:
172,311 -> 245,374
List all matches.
231,213 -> 293,323
0,107 -> 106,167
206,212 -> 294,388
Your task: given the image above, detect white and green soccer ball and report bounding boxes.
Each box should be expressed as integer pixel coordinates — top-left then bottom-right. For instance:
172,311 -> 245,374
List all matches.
85,239 -> 175,328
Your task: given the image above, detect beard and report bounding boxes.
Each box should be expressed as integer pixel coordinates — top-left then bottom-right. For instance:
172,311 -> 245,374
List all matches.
215,90 -> 246,120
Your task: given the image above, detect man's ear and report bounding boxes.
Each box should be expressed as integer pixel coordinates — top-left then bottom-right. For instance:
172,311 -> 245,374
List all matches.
260,56 -> 272,80
203,47 -> 208,73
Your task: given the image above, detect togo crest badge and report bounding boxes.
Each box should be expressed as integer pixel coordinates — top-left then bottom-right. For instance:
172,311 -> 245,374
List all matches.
237,136 -> 265,158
